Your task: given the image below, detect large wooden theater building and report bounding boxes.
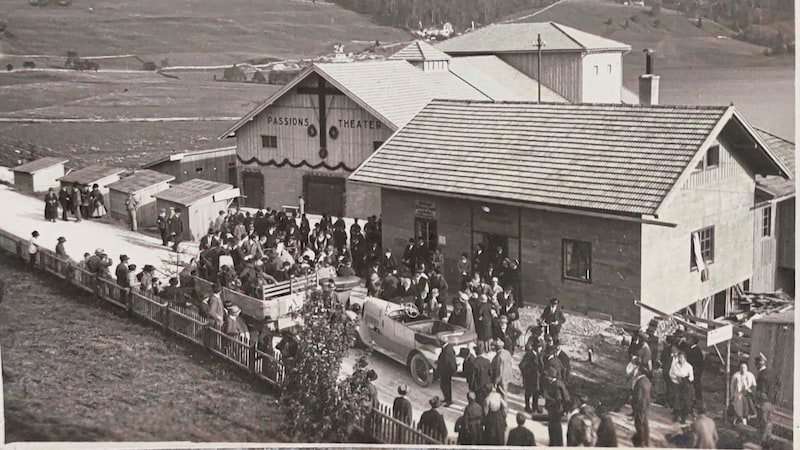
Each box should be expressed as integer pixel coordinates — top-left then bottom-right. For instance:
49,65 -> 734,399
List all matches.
219,40 -> 564,218
351,100 -> 791,325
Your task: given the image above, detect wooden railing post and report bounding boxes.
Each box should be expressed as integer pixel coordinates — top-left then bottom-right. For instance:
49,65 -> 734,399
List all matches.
248,342 -> 257,376
124,288 -> 132,317
161,301 -> 169,332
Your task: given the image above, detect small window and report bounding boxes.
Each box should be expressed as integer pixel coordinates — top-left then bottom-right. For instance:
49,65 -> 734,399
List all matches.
373,141 -> 385,151
608,64 -> 612,74
690,226 -> 714,270
261,135 -> 277,148
563,239 -> 591,282
594,65 -> 599,75
761,205 -> 772,237
706,145 -> 720,168
415,218 -> 437,251
195,167 -> 203,173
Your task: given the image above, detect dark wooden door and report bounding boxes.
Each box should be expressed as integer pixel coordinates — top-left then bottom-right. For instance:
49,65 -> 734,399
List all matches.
304,175 -> 345,216
241,172 -> 264,208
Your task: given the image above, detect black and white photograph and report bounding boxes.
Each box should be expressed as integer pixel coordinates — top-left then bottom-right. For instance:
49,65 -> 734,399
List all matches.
0,0 -> 795,448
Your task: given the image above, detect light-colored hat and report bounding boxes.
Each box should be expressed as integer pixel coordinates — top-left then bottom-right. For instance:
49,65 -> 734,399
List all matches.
95,248 -> 104,255
228,305 -> 241,316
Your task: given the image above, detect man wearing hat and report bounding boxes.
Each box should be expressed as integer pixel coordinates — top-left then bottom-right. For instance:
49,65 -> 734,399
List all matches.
755,354 -> 776,444
223,305 -> 248,339
55,236 -> 67,258
543,366 -> 570,446
474,294 -> 493,348
28,231 -> 40,266
492,339 -> 513,394
436,338 -> 458,406
168,207 -> 184,252
207,283 -> 225,328
631,361 -> 652,447
520,340 -> 543,413
159,277 -> 181,306
417,396 -> 447,441
507,412 -> 536,446
469,342 -> 493,407
686,334 -> 705,403
483,383 -> 508,445
540,297 -> 566,346
115,254 -> 131,288
157,208 -> 169,246
392,384 -> 413,426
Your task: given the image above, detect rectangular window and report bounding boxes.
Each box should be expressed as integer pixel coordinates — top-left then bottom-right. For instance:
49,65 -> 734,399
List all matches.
562,239 -> 591,282
594,65 -> 599,75
373,141 -> 385,151
762,205 -> 772,237
706,145 -> 720,168
690,226 -> 714,269
415,218 -> 438,251
261,135 -> 277,148
607,64 -> 612,74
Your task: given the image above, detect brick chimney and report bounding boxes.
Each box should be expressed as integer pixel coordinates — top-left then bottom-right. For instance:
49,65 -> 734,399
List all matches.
638,49 -> 660,105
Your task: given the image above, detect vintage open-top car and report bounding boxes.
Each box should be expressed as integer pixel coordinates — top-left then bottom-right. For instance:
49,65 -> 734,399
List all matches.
350,294 -> 477,386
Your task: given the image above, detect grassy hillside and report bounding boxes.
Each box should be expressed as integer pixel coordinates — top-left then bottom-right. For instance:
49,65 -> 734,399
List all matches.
0,0 -> 411,65
505,0 -> 792,75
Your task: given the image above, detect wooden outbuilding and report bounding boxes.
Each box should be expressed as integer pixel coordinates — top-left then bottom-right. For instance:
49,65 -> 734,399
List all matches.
106,169 -> 175,227
142,146 -> 237,186
57,165 -> 126,195
151,179 -> 240,241
350,100 -> 791,325
750,310 -> 794,414
12,157 -> 68,192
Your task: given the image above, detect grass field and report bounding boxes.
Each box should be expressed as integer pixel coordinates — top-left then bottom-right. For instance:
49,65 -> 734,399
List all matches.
0,0 -> 411,65
0,256 -> 284,442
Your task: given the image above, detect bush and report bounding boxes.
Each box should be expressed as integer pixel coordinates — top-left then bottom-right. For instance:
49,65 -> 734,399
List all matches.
142,61 -> 157,71
278,289 -> 373,442
23,61 -> 35,68
5,64 -> 13,71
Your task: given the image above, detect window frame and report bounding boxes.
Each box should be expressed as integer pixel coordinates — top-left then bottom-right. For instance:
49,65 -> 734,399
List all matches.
693,144 -> 721,171
414,217 -> 438,251
562,239 -> 592,283
761,205 -> 772,237
690,226 -> 715,271
261,135 -> 278,148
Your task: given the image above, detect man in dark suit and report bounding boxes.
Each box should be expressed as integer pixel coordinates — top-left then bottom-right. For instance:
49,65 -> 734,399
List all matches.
686,335 -> 705,403
632,363 -> 652,447
469,342 -> 493,407
540,298 -> 566,345
380,248 -> 398,276
507,412 -> 536,446
520,342 -> 542,413
115,254 -> 130,288
556,345 -> 572,384
437,340 -> 458,406
168,207 -> 184,252
755,354 -> 777,444
392,384 -> 413,425
543,367 -> 570,446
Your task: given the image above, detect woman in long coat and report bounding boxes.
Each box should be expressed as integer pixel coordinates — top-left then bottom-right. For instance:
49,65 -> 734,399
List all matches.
44,187 -> 58,222
731,362 -> 757,424
81,186 -> 92,218
90,184 -> 107,218
482,384 -> 508,445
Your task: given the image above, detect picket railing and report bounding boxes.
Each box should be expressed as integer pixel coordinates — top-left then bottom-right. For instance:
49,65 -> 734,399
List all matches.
0,229 -> 447,445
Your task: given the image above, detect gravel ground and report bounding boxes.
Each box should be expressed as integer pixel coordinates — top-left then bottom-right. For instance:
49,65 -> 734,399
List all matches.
0,255 -> 283,443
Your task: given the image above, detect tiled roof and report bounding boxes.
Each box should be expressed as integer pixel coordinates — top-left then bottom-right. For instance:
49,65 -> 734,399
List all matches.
13,156 -> 69,174
351,100 -> 732,216
106,169 -> 176,194
57,165 -> 126,184
448,55 -> 566,102
436,22 -> 631,54
388,40 -> 451,62
313,61 -> 489,128
755,129 -> 795,198
152,178 -> 233,206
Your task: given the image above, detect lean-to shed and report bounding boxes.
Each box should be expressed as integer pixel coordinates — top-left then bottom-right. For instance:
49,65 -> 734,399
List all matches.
106,169 -> 175,227
151,179 -> 239,241
12,157 -> 69,192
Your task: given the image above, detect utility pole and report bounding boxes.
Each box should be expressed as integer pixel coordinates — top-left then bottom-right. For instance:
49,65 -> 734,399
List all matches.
535,33 -> 545,103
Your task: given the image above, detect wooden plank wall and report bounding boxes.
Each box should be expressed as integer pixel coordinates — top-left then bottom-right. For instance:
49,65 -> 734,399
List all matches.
750,320 -> 794,410
499,53 -> 582,103
777,198 -> 795,269
751,203 -> 777,292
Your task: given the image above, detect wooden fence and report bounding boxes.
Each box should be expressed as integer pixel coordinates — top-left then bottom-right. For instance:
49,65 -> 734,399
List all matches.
0,227 -> 446,445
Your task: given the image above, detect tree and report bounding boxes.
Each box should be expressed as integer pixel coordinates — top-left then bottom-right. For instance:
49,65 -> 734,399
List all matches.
278,289 -> 373,442
65,50 -> 78,68
5,64 -> 12,71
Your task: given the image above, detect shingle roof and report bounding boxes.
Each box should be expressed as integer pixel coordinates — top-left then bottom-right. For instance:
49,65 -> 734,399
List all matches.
143,146 -> 236,169
448,55 -> 566,102
351,100 -> 733,216
57,165 -> 126,184
436,22 -> 631,54
389,40 -> 451,62
151,179 -> 233,206
106,169 -> 176,194
755,129 -> 795,198
13,156 -> 69,174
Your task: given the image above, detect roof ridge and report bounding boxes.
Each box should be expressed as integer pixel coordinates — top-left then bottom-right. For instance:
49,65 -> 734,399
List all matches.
427,98 -> 729,110
549,22 -> 586,50
754,127 -> 795,145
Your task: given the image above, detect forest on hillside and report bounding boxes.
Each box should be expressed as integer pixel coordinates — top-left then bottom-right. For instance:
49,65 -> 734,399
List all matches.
331,0 -> 555,31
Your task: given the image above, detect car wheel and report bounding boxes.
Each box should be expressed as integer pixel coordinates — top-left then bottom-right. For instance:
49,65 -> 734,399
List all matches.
408,352 -> 434,387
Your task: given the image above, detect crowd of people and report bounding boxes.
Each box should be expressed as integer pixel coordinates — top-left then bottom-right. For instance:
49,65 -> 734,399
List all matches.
43,183 -> 108,223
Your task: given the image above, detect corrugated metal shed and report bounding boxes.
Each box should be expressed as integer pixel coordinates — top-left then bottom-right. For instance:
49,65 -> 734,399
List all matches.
151,179 -> 232,206
436,22 -> 631,54
12,157 -> 69,174
389,40 -> 451,62
57,165 -> 126,184
449,55 -> 566,102
351,100 -> 732,216
756,129 -> 795,198
106,169 -> 175,194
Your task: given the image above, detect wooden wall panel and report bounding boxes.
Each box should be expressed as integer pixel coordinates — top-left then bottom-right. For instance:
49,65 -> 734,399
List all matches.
777,198 -> 795,269
499,53 -> 582,103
